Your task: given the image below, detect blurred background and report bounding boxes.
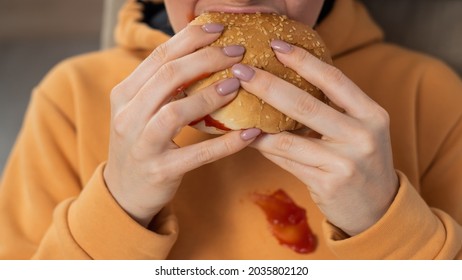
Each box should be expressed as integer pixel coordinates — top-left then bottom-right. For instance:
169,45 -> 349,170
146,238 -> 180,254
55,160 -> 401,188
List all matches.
0,0 -> 103,170
1,0 -> 461,171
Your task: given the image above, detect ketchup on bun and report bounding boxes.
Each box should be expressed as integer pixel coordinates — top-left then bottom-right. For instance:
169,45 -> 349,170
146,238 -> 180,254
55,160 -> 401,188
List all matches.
187,12 -> 332,134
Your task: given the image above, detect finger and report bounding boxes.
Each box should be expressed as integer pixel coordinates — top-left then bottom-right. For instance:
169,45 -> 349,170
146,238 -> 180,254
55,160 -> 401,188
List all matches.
258,150 -> 324,189
232,63 -> 358,139
270,41 -> 379,119
168,129 -> 261,175
133,45 -> 245,123
144,78 -> 241,146
112,23 -> 224,107
250,132 -> 332,169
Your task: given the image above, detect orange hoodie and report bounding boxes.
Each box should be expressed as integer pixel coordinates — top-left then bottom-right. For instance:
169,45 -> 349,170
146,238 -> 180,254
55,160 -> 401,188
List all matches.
1,0 -> 461,259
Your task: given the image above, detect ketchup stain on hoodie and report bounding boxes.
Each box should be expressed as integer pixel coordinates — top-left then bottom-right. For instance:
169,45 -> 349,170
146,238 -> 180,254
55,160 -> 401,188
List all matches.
252,189 -> 316,254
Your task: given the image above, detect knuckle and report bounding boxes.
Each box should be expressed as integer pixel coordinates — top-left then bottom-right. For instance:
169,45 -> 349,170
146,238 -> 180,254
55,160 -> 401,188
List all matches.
275,133 -> 296,153
294,49 -> 311,67
353,108 -> 389,158
222,137 -> 238,155
110,82 -> 122,97
350,127 -> 377,157
373,106 -> 390,129
110,83 -> 126,108
259,74 -> 276,96
129,151 -> 175,185
321,184 -> 339,203
197,89 -> 218,110
333,157 -> 356,180
129,140 -> 149,163
149,43 -> 169,66
112,109 -> 130,137
149,160 -> 174,184
156,103 -> 183,130
322,65 -> 345,87
193,136 -> 241,167
361,135 -> 377,157
157,61 -> 177,83
295,94 -> 319,117
196,146 -> 215,165
361,104 -> 390,131
202,46 -> 218,62
316,179 -> 335,200
283,157 -> 300,172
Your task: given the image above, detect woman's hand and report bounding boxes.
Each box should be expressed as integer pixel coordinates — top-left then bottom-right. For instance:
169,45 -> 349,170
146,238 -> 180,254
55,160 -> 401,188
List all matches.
232,40 -> 398,236
104,23 -> 261,228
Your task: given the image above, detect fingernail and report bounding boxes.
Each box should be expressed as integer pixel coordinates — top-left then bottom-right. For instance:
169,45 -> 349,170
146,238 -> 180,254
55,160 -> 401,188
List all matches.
231,64 -> 255,81
240,128 -> 262,141
216,78 -> 240,96
202,23 -> 224,33
223,45 -> 245,57
270,39 -> 293,54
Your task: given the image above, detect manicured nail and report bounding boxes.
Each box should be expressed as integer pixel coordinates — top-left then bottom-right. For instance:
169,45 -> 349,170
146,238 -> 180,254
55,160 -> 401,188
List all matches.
223,45 -> 245,57
270,39 -> 293,54
216,78 -> 240,96
240,128 -> 262,141
231,64 -> 255,81
202,23 -> 224,33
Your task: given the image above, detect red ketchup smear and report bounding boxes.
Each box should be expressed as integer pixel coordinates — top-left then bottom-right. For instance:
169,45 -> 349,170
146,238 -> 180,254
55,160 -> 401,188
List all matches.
188,12 -> 196,23
251,189 -> 316,254
180,73 -> 232,132
204,115 -> 231,131
189,115 -> 231,131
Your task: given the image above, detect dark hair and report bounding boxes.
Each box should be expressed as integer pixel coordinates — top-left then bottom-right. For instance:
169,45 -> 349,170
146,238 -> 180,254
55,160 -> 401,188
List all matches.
317,0 -> 335,25
138,0 -> 174,35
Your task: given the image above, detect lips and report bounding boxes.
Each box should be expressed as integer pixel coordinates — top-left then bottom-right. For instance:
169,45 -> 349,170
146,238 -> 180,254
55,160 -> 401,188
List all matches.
196,5 -> 280,17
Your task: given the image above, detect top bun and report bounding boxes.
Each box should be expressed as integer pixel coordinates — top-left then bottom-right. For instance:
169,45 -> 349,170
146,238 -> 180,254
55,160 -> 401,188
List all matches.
187,12 -> 332,134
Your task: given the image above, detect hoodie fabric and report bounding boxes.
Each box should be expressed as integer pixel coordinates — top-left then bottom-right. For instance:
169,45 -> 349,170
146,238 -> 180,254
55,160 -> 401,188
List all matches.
1,0 -> 461,259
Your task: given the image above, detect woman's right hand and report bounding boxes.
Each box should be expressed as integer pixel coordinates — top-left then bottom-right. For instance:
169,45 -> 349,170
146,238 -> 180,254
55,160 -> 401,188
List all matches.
104,23 -> 261,227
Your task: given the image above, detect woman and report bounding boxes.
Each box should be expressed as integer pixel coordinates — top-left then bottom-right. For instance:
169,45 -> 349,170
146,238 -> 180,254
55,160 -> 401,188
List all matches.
1,0 -> 461,259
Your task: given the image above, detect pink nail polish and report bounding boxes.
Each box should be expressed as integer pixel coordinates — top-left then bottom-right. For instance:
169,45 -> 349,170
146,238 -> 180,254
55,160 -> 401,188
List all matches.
216,78 -> 240,96
231,64 -> 255,82
271,40 -> 293,54
223,45 -> 246,57
240,128 -> 262,141
202,23 -> 224,33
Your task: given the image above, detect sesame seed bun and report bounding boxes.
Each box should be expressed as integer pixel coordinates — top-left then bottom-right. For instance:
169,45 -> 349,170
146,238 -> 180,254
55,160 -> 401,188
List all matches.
187,12 -> 332,134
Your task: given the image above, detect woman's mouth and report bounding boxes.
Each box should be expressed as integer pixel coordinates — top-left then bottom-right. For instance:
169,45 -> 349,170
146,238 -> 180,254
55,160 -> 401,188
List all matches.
196,5 -> 280,16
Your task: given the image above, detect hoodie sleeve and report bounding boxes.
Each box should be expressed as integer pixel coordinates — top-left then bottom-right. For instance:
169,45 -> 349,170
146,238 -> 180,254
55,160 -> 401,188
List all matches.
322,171 -> 462,259
322,60 -> 462,260
0,62 -> 178,260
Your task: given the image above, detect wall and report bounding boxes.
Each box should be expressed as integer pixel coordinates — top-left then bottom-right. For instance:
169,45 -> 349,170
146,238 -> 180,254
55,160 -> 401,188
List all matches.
0,0 -> 103,170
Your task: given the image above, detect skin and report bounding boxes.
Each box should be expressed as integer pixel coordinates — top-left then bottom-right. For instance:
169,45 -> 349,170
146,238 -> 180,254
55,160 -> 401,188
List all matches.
104,0 -> 398,236
164,0 -> 325,31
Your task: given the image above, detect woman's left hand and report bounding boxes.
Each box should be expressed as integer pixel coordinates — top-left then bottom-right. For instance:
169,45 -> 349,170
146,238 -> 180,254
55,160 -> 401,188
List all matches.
232,40 -> 399,236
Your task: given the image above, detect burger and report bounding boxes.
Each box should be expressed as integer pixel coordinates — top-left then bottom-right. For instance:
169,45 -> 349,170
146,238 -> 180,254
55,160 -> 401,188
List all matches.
186,12 -> 332,134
